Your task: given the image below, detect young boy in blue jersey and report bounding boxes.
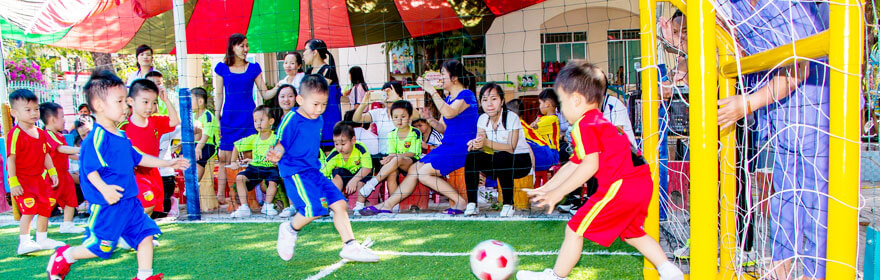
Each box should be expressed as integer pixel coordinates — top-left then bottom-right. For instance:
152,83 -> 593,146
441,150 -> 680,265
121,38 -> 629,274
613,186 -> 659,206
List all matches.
266,74 -> 379,263
47,71 -> 190,280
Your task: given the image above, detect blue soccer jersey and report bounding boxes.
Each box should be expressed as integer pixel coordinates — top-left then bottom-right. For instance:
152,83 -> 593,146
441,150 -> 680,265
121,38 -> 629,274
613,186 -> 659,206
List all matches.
79,123 -> 144,205
277,111 -> 323,177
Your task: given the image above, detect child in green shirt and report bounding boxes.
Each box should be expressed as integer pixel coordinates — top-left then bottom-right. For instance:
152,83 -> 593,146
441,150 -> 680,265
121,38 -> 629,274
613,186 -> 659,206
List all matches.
229,106 -> 282,217
321,123 -> 373,201
356,100 -> 421,212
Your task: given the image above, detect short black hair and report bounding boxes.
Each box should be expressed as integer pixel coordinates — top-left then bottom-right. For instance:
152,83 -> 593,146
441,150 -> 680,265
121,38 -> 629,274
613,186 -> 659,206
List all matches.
299,74 -> 329,96
332,122 -> 355,139
277,84 -> 297,100
128,78 -> 160,98
39,102 -> 63,124
389,100 -> 413,117
554,60 -> 607,105
192,87 -> 208,103
145,70 -> 163,79
539,88 -> 560,108
253,105 -> 273,118
381,81 -> 403,98
83,70 -> 125,112
9,89 -> 38,108
78,103 -> 90,112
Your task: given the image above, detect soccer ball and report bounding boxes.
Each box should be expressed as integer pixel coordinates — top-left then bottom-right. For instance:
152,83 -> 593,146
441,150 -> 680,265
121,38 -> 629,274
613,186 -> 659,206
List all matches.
470,240 -> 518,280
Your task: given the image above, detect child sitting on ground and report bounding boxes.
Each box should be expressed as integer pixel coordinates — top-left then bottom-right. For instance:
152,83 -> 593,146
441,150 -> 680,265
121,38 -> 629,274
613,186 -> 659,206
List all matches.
518,61 -> 683,280
321,123 -> 373,200
47,70 -> 189,280
229,105 -> 282,217
358,100 -> 422,212
7,89 -> 64,255
40,102 -> 85,234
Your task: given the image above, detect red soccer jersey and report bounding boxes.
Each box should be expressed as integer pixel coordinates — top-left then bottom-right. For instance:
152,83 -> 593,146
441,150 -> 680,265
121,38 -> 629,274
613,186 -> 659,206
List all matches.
120,115 -> 173,157
6,125 -> 50,176
44,130 -> 70,173
570,109 -> 649,188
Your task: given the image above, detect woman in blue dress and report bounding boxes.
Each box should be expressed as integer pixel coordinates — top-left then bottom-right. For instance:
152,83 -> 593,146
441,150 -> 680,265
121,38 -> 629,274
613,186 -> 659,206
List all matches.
360,59 -> 479,216
212,33 -> 275,204
302,38 -> 342,151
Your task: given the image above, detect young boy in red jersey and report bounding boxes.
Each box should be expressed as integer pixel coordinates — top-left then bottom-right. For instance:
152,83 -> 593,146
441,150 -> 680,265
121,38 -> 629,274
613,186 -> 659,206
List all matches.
518,61 -> 683,280
40,102 -> 85,234
119,78 -> 180,216
47,70 -> 189,280
7,89 -> 64,255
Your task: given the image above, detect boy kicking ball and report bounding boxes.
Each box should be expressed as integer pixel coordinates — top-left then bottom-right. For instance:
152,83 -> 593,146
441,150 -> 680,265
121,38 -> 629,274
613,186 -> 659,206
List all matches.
266,74 -> 379,263
47,71 -> 190,280
517,61 -> 683,280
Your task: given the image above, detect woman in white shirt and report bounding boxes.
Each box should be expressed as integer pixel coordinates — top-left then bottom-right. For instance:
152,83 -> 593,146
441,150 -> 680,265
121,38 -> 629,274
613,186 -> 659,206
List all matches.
272,52 -> 306,94
464,83 -> 533,217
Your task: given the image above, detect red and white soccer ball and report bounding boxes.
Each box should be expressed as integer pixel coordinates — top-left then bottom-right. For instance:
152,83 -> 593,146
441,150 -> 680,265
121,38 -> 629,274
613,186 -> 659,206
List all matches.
470,240 -> 518,280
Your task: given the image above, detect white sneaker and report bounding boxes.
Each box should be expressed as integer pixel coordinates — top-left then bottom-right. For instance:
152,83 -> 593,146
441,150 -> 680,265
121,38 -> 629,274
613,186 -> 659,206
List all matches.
464,203 -> 478,216
339,241 -> 380,262
37,238 -> 66,250
59,223 -> 86,234
501,205 -> 514,217
18,239 -> 43,255
359,179 -> 378,197
153,240 -> 160,247
276,222 -> 298,261
391,204 -> 400,213
279,206 -> 296,218
516,268 -> 565,280
118,237 -> 132,250
230,205 -> 251,218
266,206 -> 279,216
352,202 -> 365,212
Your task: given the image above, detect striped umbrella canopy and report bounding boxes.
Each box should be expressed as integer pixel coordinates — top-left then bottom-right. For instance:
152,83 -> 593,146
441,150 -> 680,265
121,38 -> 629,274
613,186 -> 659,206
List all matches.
0,0 -> 544,54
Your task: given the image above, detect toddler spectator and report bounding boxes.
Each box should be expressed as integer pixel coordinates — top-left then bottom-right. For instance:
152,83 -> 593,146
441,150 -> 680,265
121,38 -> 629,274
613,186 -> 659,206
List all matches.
358,100 -> 421,211
229,106 -> 282,217
321,123 -> 373,198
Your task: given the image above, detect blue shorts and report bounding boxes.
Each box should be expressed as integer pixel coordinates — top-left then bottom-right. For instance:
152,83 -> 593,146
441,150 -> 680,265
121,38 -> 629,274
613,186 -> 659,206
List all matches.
419,143 -> 468,176
529,141 -> 559,172
283,169 -> 347,218
82,197 -> 161,259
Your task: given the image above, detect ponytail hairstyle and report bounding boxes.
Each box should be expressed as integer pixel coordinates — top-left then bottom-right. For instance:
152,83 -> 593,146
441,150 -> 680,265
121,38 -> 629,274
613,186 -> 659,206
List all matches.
224,33 -> 247,66
290,52 -> 304,73
479,82 -> 509,130
441,59 -> 475,93
305,38 -> 338,82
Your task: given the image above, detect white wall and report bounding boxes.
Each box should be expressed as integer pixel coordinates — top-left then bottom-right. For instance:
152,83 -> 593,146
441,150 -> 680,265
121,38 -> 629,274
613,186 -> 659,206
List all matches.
485,0 -> 640,93
335,43 -> 389,90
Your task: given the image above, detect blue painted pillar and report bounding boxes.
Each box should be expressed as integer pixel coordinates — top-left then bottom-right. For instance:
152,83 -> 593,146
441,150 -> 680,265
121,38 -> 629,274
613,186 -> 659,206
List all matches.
178,88 -> 200,220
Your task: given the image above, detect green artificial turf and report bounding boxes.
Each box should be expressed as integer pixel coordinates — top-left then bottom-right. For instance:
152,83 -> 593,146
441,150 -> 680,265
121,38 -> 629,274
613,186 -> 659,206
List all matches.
0,221 -> 642,279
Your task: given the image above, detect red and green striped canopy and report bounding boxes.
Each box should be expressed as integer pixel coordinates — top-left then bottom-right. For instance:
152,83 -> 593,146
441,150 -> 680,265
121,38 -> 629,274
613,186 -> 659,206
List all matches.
0,0 -> 544,54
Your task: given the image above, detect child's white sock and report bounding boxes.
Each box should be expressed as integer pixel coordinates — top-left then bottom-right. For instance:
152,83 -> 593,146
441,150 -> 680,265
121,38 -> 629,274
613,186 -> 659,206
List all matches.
61,221 -> 74,228
19,234 -> 31,243
137,269 -> 153,280
36,232 -> 48,243
360,178 -> 379,197
355,202 -> 365,208
62,247 -> 77,263
657,261 -> 684,280
551,270 -> 566,280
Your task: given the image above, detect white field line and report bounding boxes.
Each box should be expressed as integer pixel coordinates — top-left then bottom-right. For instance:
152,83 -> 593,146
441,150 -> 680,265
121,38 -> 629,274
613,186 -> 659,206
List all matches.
305,250 -> 642,280
304,259 -> 349,280
373,250 -> 642,257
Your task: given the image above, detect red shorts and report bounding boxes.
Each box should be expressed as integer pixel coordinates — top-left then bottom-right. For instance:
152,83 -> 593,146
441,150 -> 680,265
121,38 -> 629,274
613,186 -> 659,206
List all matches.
50,172 -> 78,208
14,174 -> 52,217
135,167 -> 164,212
567,176 -> 652,247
